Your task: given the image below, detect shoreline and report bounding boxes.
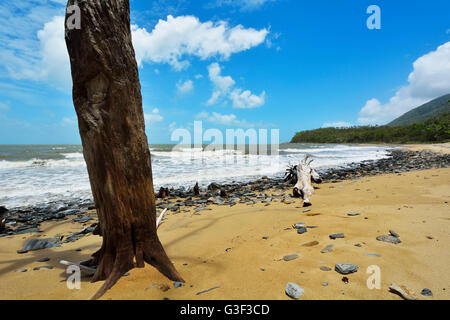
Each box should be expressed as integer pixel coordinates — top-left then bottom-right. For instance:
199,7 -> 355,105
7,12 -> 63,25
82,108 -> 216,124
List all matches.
0,144 -> 449,300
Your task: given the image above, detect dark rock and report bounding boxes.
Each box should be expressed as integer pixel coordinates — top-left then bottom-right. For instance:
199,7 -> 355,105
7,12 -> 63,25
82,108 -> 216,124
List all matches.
421,288 -> 433,297
297,227 -> 308,234
174,282 -> 184,288
37,257 -> 50,262
33,265 -> 54,271
20,239 -> 60,252
283,254 -> 299,261
335,263 -> 358,275
329,233 -> 344,240
376,235 -> 402,244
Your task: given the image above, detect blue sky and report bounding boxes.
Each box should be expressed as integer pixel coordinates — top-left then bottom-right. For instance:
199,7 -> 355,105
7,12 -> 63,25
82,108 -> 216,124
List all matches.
0,0 -> 449,144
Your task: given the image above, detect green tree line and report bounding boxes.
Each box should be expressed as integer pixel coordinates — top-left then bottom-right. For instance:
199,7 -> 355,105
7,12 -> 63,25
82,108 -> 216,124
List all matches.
291,113 -> 450,144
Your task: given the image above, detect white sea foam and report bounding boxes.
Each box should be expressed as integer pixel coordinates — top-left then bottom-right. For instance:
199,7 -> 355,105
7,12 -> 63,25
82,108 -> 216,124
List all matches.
0,144 -> 393,208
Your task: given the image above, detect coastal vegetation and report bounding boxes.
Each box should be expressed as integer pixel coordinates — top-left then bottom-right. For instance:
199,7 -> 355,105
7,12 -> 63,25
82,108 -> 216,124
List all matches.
291,112 -> 450,144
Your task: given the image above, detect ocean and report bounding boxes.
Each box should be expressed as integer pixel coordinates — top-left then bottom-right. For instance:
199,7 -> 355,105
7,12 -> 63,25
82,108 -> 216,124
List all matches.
0,144 -> 393,209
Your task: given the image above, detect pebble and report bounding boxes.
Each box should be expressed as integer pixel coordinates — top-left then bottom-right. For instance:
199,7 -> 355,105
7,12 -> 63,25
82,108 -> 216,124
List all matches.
376,235 -> 402,244
389,230 -> 400,238
19,238 -> 60,252
33,265 -> 54,271
320,266 -> 332,272
347,212 -> 360,216
421,288 -> 433,297
285,282 -> 304,299
15,268 -> 27,272
329,233 -> 344,240
321,244 -> 334,253
173,282 -> 184,288
37,257 -> 50,262
297,227 -> 308,234
364,253 -> 381,257
283,254 -> 299,261
335,263 -> 358,275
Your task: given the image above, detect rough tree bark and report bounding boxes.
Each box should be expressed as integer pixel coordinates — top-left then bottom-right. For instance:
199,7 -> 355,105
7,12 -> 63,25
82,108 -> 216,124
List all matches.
64,0 -> 183,299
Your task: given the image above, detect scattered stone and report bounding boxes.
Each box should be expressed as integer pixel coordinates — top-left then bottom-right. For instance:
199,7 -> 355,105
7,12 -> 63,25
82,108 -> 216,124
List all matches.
15,268 -> 27,272
376,235 -> 401,244
389,230 -> 400,238
293,222 -> 305,229
297,227 -> 308,235
421,288 -> 433,297
321,244 -> 334,253
322,282 -> 328,286
285,282 -> 304,299
329,233 -> 344,240
302,241 -> 319,247
174,282 -> 184,288
33,265 -> 54,271
347,212 -> 360,216
364,253 -> 381,257
20,238 -> 60,252
262,236 -> 269,240
320,266 -> 332,272
389,283 -> 417,300
283,254 -> 299,261
335,263 -> 358,275
37,257 -> 50,262
342,277 -> 349,284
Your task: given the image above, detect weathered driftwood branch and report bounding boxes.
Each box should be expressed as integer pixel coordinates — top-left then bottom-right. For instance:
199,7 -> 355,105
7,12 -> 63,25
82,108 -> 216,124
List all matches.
156,208 -> 167,229
291,155 -> 322,207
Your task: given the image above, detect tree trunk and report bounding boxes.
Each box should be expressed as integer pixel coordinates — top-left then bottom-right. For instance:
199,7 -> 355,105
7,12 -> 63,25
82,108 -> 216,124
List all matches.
64,0 -> 183,300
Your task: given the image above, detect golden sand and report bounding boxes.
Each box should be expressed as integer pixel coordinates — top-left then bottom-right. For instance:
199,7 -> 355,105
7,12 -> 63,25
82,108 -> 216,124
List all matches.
0,145 -> 449,300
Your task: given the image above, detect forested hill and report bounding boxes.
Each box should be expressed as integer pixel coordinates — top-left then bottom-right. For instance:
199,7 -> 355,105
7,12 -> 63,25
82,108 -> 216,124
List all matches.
290,112 -> 450,144
388,94 -> 450,127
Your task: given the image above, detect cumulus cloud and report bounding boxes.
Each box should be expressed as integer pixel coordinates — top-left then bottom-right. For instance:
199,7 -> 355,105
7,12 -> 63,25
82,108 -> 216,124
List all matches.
1,15 -> 71,90
144,108 -> 164,124
196,111 -> 254,127
322,121 -> 352,128
132,15 -> 268,70
358,41 -> 450,125
176,79 -> 194,94
207,62 -> 266,109
1,12 -> 267,91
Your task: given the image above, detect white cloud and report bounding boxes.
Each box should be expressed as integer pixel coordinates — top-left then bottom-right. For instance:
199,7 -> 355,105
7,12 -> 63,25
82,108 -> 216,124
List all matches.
196,111 -> 254,127
1,12 -> 267,90
176,79 -> 194,94
214,0 -> 275,11
322,121 -> 352,128
132,15 -> 268,70
1,15 -> 71,90
195,74 -> 204,79
358,41 -> 450,125
144,108 -> 164,124
207,62 -> 266,109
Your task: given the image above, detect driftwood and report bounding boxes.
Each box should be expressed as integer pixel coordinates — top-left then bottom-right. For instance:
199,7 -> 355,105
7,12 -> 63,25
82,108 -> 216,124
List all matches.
291,155 -> 322,206
156,208 -> 168,229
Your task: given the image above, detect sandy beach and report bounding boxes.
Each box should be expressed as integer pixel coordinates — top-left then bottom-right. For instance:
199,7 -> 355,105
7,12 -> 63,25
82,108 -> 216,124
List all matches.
0,144 -> 449,300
